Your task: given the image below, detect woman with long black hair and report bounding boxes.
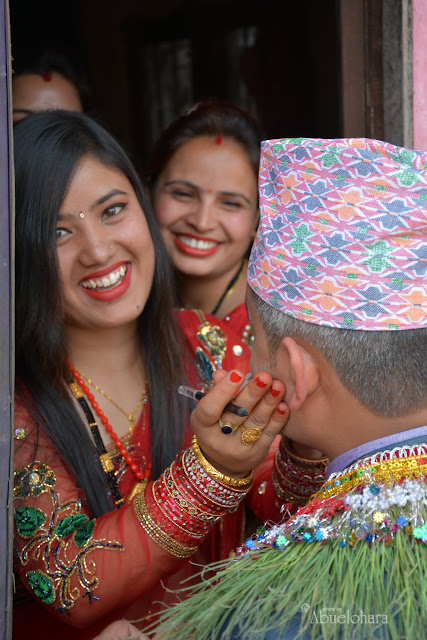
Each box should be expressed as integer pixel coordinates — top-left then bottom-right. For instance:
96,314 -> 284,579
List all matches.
12,111 -> 304,639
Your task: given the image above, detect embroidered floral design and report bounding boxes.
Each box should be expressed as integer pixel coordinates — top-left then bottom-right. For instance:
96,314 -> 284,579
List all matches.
26,570 -> 56,604
14,461 -> 123,612
14,462 -> 56,499
15,506 -> 46,539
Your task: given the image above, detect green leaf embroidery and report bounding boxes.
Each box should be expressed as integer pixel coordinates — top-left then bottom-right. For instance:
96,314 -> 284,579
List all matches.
54,513 -> 89,539
74,519 -> 95,547
27,571 -> 55,604
15,506 -> 46,539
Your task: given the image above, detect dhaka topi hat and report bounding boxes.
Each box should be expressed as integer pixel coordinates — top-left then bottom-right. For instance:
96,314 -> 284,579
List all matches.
247,137 -> 427,330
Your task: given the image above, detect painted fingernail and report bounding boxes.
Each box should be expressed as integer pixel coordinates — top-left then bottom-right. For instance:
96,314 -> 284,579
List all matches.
270,387 -> 280,397
255,376 -> 267,388
230,371 -> 243,383
277,407 -> 287,415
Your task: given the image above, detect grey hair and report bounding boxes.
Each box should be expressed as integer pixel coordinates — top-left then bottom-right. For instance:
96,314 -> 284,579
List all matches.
250,288 -> 427,417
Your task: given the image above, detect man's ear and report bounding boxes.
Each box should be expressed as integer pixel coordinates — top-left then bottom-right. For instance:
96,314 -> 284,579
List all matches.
282,337 -> 319,411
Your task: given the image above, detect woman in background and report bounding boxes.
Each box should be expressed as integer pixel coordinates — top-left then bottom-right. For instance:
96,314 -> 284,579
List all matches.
148,100 -> 263,347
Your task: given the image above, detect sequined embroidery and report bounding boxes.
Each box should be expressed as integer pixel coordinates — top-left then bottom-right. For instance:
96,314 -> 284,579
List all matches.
14,462 -> 56,499
195,310 -> 227,370
14,461 -> 123,612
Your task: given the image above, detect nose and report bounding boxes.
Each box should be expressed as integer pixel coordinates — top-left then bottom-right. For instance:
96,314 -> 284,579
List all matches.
78,226 -> 115,266
187,197 -> 216,232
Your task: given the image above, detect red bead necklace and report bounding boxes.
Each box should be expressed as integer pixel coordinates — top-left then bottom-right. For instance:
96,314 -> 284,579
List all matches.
68,361 -> 151,483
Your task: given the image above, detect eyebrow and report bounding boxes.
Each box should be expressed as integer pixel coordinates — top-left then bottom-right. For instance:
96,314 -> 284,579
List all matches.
163,180 -> 252,205
58,188 -> 128,220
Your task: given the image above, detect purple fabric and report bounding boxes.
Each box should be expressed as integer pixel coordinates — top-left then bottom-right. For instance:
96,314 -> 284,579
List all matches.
326,424 -> 427,477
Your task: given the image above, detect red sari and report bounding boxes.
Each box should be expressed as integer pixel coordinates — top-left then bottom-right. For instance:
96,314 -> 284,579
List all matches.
12,310 -> 284,639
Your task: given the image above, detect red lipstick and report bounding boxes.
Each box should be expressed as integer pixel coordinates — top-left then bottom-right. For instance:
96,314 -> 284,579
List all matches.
81,261 -> 127,281
80,263 -> 131,302
174,234 -> 219,257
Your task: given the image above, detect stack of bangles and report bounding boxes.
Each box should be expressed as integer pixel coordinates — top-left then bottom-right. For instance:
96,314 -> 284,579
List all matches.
272,439 -> 329,508
133,436 -> 253,558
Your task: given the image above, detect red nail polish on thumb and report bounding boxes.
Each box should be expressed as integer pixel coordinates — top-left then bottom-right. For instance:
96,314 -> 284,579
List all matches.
230,371 -> 243,383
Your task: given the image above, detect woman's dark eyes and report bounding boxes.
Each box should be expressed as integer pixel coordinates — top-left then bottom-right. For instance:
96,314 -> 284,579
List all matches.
104,203 -> 127,218
223,200 -> 242,208
171,190 -> 193,199
56,228 -> 68,239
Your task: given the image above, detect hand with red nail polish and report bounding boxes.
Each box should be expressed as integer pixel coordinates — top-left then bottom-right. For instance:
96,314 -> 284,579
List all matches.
189,369 -> 289,478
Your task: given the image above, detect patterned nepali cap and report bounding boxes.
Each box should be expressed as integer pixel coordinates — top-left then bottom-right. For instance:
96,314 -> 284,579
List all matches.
247,137 -> 427,330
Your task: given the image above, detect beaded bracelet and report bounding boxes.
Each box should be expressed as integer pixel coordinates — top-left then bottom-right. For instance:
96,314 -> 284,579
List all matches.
271,439 -> 327,503
281,438 -> 329,470
164,464 -> 223,522
133,490 -> 199,558
182,449 -> 250,506
138,442 -> 253,549
191,436 -> 253,488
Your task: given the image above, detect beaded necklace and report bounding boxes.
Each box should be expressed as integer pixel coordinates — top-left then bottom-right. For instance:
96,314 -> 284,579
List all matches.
68,362 -> 151,501
211,260 -> 246,316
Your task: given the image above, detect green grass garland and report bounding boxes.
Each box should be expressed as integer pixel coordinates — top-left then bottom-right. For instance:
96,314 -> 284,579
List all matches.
142,526 -> 427,639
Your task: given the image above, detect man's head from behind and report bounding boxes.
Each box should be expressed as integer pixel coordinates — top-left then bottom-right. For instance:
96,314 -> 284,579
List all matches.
248,137 -> 427,458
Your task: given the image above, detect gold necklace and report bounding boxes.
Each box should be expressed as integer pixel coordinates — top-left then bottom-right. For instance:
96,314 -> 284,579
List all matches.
78,369 -> 146,431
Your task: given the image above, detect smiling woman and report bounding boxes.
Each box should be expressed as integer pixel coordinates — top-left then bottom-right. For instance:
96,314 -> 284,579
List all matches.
11,111 -> 325,640
148,100 -> 264,347
57,158 -> 155,325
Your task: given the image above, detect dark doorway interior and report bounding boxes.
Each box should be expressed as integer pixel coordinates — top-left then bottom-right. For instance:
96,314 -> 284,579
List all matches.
10,0 -> 342,171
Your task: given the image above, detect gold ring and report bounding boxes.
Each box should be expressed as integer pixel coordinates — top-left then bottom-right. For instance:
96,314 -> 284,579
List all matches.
240,425 -> 262,445
219,417 -> 239,435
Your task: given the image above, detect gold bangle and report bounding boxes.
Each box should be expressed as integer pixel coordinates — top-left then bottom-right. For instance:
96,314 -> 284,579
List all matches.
191,436 -> 253,488
133,490 -> 199,558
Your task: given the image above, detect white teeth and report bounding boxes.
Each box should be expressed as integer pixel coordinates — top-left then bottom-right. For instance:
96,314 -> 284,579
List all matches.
179,235 -> 217,250
81,265 -> 127,289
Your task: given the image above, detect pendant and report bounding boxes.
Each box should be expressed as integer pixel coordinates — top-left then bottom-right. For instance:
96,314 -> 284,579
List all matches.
127,479 -> 149,502
196,319 -> 227,369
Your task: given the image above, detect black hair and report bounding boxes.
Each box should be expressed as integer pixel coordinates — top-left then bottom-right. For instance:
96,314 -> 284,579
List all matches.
251,288 -> 427,418
148,99 -> 265,187
14,110 -> 188,516
12,47 -> 93,113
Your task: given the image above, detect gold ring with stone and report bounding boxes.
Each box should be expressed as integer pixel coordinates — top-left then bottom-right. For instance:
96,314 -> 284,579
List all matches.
240,425 -> 262,445
219,417 -> 239,435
